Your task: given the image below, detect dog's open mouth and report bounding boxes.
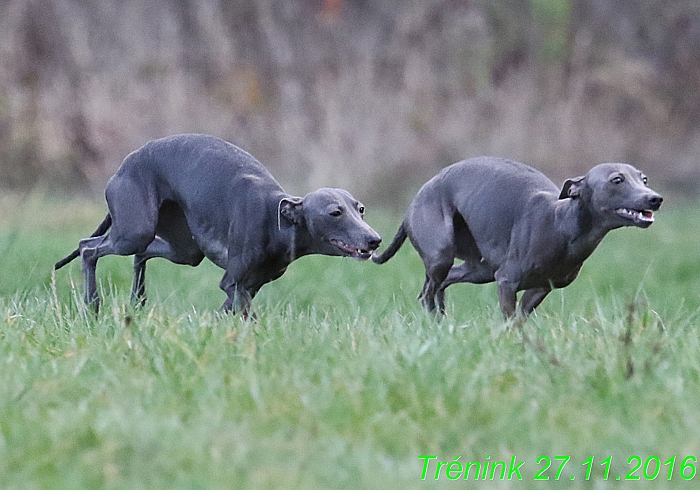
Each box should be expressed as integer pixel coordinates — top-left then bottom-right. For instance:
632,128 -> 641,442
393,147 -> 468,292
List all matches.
615,208 -> 655,226
330,239 -> 373,260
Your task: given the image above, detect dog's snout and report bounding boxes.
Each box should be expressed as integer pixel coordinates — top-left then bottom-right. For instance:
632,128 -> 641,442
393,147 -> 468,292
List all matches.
648,194 -> 663,210
367,236 -> 382,250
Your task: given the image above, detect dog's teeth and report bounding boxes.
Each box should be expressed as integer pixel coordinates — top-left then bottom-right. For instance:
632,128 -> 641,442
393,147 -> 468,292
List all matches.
617,207 -> 654,222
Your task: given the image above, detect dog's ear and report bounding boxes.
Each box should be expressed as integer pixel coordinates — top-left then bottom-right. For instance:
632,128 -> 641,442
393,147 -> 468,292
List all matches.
279,197 -> 304,226
559,176 -> 584,199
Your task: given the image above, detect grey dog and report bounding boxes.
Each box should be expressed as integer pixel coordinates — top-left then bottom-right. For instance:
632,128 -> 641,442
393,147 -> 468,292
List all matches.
373,157 -> 662,319
55,134 -> 381,317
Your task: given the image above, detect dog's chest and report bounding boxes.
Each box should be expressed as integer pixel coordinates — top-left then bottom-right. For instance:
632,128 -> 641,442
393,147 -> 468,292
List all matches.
517,245 -> 583,290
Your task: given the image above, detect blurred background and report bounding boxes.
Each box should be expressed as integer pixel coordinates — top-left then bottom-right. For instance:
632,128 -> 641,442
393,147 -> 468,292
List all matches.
1,0 -> 699,207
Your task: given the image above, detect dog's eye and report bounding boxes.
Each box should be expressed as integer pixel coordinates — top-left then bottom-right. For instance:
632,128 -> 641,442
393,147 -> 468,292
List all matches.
642,175 -> 648,185
329,209 -> 343,217
358,205 -> 365,215
611,175 -> 624,184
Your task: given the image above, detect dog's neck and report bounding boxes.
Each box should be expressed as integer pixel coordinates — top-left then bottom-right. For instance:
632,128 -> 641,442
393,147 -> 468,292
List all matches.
271,194 -> 315,262
556,197 -> 610,260
282,224 -> 316,262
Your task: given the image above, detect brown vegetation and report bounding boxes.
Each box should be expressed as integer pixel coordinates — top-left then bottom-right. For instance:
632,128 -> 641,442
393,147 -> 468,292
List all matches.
1,0 -> 699,204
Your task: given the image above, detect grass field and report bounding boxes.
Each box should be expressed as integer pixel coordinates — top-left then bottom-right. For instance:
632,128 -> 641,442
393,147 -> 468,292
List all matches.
1,193 -> 700,489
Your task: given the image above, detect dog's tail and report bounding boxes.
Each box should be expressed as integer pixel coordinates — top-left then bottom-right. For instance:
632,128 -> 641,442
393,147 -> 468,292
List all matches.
54,213 -> 112,270
372,222 -> 407,264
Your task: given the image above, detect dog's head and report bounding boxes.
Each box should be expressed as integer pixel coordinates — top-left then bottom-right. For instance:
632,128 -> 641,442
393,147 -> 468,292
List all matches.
279,188 -> 381,259
559,163 -> 663,229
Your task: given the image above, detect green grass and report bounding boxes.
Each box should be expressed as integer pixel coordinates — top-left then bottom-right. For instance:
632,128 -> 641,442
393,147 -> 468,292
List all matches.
1,194 -> 700,489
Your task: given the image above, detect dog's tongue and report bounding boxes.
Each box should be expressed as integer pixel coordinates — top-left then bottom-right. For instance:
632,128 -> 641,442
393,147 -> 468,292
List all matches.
642,210 -> 653,219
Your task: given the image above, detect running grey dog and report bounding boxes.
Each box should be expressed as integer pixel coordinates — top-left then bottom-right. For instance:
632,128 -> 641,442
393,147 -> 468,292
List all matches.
373,157 -> 662,319
55,134 -> 381,317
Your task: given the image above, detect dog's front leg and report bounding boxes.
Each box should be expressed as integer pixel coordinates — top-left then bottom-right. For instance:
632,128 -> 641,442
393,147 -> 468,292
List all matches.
219,269 -> 256,319
219,281 -> 251,315
495,274 -> 518,320
234,286 -> 255,319
132,256 -> 147,306
519,287 -> 551,317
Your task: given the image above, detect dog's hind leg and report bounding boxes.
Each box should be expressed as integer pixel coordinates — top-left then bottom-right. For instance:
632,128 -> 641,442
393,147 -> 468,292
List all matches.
433,261 -> 495,313
132,237 -> 205,305
131,239 -> 179,307
412,223 -> 455,314
80,232 -> 158,312
432,262 -> 494,314
79,236 -> 106,310
79,234 -> 127,312
131,200 -> 205,305
417,259 -> 453,314
408,209 -> 456,314
441,261 -> 495,287
78,177 -> 160,311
